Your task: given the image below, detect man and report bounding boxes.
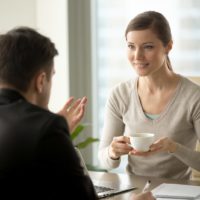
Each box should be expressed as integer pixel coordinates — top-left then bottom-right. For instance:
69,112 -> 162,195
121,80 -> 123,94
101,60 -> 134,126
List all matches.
0,27 -> 98,199
0,26 -> 156,200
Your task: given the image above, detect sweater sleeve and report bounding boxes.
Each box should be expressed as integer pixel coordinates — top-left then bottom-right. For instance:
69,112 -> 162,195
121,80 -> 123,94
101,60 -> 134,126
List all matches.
173,143 -> 200,171
172,100 -> 200,171
98,81 -> 132,169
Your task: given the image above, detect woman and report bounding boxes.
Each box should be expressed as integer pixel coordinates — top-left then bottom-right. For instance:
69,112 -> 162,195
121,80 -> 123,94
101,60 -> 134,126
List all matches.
98,11 -> 200,179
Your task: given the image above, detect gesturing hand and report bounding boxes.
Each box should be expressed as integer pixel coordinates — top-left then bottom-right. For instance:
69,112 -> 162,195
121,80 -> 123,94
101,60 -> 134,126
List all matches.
58,96 -> 87,133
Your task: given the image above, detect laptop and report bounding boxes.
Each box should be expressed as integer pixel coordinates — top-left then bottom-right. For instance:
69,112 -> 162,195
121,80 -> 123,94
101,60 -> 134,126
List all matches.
75,148 -> 136,198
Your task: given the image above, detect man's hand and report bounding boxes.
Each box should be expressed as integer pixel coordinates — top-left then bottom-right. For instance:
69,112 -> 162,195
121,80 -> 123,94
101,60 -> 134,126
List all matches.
58,96 -> 87,133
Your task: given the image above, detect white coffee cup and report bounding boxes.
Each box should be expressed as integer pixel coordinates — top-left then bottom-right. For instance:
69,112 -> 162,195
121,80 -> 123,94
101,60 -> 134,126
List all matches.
129,133 -> 155,152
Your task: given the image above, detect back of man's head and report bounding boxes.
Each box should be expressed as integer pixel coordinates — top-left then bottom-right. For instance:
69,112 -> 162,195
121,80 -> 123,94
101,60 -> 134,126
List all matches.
0,27 -> 58,92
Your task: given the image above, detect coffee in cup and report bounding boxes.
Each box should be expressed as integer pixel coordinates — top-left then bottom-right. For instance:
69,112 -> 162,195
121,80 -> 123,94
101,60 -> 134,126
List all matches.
129,133 -> 155,152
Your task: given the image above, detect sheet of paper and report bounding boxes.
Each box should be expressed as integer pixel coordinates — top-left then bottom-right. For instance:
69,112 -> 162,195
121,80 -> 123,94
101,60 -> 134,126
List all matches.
152,183 -> 200,199
156,198 -> 189,200
156,198 -> 200,200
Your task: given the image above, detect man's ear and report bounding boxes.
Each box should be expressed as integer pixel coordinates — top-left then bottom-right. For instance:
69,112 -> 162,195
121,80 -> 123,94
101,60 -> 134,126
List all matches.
35,72 -> 46,93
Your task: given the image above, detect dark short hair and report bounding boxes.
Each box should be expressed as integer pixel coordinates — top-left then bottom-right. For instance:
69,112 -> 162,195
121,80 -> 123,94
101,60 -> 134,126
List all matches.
0,27 -> 58,92
125,11 -> 172,70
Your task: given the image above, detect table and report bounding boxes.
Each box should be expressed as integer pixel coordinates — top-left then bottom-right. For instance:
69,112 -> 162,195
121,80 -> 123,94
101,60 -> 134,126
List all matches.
89,171 -> 200,200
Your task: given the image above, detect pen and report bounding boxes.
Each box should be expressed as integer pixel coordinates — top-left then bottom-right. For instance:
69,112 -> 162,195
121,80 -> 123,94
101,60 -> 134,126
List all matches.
142,180 -> 151,192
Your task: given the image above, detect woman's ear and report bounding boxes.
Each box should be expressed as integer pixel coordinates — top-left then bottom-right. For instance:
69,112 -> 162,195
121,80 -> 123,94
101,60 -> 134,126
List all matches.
165,40 -> 173,54
35,72 -> 46,93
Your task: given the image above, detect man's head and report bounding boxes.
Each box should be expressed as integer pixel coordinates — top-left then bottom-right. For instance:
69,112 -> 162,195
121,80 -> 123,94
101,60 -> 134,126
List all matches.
0,27 -> 58,108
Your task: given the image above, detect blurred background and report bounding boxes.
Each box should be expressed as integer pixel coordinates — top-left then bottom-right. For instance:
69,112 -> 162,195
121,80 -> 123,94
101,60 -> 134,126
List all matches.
0,0 -> 200,173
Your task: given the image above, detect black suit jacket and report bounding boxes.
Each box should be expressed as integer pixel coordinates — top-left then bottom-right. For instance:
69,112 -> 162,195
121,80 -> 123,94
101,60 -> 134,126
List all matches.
0,89 -> 98,199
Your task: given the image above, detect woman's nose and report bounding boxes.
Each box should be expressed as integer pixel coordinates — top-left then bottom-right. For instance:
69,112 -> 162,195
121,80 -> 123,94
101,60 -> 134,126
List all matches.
134,49 -> 144,59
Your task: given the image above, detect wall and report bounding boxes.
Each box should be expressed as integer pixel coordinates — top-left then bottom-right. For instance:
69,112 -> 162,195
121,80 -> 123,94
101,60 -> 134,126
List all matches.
0,0 -> 69,112
36,0 -> 69,112
0,0 -> 36,31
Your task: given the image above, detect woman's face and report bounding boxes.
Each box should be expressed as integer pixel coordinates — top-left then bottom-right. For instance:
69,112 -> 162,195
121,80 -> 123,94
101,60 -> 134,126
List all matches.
126,29 -> 170,77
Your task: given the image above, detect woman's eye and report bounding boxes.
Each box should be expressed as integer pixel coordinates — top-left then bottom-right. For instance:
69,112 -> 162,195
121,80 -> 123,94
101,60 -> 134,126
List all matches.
144,45 -> 154,49
128,44 -> 135,49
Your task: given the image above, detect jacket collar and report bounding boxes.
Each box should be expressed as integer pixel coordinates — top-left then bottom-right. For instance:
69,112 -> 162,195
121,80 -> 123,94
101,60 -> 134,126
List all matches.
0,88 -> 25,104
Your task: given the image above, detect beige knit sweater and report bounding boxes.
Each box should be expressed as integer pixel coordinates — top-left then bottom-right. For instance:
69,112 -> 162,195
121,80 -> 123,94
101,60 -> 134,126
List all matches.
98,76 -> 200,179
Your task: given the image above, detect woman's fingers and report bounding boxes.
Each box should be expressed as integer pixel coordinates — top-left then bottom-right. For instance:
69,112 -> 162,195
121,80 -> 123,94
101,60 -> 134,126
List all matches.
111,136 -> 133,156
129,137 -> 177,156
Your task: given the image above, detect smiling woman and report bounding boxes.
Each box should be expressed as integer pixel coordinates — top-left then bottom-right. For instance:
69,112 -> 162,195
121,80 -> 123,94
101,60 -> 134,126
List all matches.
97,10 -> 200,180
93,0 -> 200,172
126,28 -> 172,78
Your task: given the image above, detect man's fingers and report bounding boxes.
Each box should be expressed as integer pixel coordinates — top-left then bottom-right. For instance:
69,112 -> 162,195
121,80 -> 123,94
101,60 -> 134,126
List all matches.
61,97 -> 75,111
80,96 -> 87,104
74,104 -> 85,121
68,99 -> 82,113
68,96 -> 87,114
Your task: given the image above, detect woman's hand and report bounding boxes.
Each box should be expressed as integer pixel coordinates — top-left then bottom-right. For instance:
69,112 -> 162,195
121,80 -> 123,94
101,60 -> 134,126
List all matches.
57,96 -> 87,133
108,136 -> 133,159
129,137 -> 177,156
131,191 -> 156,200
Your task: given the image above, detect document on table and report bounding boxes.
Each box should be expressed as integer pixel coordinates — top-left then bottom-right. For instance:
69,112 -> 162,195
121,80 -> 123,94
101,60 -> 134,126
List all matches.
152,183 -> 200,199
157,199 -> 200,200
156,198 -> 200,200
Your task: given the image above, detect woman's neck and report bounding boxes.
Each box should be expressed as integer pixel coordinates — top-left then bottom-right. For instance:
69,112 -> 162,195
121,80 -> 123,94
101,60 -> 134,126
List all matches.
138,68 -> 179,94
